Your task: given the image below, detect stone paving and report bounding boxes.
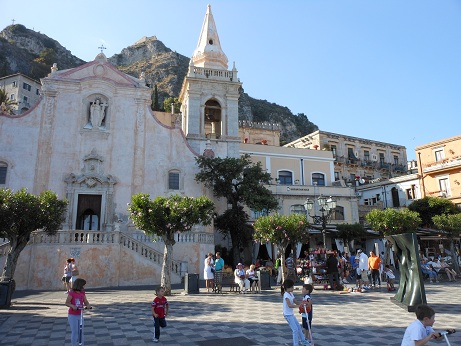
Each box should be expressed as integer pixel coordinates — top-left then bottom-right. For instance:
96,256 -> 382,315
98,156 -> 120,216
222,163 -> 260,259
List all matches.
1,280 -> 461,346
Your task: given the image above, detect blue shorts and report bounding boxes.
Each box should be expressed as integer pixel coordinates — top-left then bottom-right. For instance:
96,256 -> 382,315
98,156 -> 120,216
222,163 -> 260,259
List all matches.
302,316 -> 312,330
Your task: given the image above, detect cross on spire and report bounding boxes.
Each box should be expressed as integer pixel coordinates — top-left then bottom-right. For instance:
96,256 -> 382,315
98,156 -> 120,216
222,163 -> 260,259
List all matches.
98,44 -> 106,53
11,19 -> 15,25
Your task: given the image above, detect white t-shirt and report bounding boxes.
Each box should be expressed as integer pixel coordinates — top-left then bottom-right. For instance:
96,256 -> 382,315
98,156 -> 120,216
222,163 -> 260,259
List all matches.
401,319 -> 434,346
283,291 -> 295,316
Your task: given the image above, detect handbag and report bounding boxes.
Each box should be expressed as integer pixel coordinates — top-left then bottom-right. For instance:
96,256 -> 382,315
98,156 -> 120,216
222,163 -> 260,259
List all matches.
211,267 -> 215,273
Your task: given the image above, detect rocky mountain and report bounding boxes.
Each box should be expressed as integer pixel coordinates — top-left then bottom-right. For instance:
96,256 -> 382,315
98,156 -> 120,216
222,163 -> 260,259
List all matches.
0,24 -> 85,80
0,25 -> 318,143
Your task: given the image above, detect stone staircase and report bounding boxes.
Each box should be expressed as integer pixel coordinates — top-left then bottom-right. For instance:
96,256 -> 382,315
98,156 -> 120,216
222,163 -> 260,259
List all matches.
0,229 -> 214,290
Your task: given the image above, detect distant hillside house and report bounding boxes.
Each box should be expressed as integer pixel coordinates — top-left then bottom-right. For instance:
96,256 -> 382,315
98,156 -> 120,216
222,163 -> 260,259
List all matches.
0,73 -> 41,115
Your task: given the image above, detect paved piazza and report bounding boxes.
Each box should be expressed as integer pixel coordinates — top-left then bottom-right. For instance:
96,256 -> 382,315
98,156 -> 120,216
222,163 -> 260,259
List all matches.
0,281 -> 460,345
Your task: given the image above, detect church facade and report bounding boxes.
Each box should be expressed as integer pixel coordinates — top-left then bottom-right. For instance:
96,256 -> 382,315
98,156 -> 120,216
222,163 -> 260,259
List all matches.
0,5 -> 386,290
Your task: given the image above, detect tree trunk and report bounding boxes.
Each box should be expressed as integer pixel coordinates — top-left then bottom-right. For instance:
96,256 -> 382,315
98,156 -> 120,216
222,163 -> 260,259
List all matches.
450,240 -> 460,274
277,245 -> 287,284
2,238 -> 28,280
161,234 -> 175,296
230,231 -> 242,266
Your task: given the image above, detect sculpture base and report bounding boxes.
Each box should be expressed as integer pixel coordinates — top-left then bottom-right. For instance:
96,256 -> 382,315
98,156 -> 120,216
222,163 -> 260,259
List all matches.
390,296 -> 417,312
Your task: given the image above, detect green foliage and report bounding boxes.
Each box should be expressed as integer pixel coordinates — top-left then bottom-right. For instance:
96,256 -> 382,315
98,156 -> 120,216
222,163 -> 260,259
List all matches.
365,208 -> 421,236
163,97 -> 180,113
0,188 -> 67,279
152,84 -> 160,111
253,213 -> 309,249
195,154 -> 278,212
128,194 -> 214,239
0,188 -> 67,240
408,196 -> 458,227
432,214 -> 461,238
335,223 -> 366,242
195,154 -> 278,262
214,206 -> 252,242
34,48 -> 57,66
0,88 -> 17,115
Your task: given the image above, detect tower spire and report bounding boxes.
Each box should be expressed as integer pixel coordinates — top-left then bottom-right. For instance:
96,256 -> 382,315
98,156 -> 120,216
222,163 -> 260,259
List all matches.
192,4 -> 228,70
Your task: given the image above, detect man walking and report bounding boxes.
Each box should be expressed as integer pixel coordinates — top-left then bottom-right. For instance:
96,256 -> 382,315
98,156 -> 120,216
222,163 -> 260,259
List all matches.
368,251 -> 382,287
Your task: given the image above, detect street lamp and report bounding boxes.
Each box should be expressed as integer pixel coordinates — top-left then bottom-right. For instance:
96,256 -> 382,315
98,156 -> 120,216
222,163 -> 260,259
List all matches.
304,195 -> 337,250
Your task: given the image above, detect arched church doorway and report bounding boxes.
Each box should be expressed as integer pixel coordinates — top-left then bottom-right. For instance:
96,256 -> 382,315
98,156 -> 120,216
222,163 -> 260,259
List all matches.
76,194 -> 102,230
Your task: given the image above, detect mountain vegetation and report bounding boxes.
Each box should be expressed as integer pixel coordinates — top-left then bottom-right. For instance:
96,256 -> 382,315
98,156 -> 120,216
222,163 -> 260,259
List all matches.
0,25 -> 318,143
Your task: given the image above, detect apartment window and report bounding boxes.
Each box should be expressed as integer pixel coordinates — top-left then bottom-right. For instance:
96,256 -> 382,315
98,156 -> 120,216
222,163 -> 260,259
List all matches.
0,163 -> 7,184
364,197 -> 378,206
406,185 -> 416,200
168,171 -> 180,190
278,171 -> 293,185
36,89 -> 40,95
347,148 -> 356,159
330,206 -> 344,221
379,152 -> 385,165
12,81 -> 17,88
334,172 -> 340,181
439,178 -> 449,195
364,150 -> 370,161
23,96 -> 28,103
10,94 -> 15,100
331,145 -> 337,158
23,82 -> 31,91
312,173 -> 325,186
393,155 -> 399,165
434,149 -> 444,162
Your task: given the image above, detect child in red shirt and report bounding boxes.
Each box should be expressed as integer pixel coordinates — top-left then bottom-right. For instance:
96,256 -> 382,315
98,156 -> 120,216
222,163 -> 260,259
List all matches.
151,286 -> 169,343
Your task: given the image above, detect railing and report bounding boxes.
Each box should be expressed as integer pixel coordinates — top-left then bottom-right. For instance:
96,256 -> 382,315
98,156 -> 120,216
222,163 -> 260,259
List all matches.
422,155 -> 461,173
29,230 -> 119,244
238,120 -> 281,131
120,233 -> 187,276
189,66 -> 236,81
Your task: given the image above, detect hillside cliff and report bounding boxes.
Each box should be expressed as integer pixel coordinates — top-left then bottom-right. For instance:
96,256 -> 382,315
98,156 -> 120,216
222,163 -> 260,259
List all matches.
0,25 -> 317,143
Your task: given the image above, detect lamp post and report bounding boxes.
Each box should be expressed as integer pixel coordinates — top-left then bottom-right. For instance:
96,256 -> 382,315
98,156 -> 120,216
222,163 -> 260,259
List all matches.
304,196 -> 337,250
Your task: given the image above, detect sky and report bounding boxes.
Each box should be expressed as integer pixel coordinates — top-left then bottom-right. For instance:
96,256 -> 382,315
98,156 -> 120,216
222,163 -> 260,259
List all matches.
2,0 -> 460,161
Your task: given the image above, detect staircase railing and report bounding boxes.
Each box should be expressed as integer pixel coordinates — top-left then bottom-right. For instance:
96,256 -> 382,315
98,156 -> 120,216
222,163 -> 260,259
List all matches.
119,233 -> 187,277
11,230 -> 189,277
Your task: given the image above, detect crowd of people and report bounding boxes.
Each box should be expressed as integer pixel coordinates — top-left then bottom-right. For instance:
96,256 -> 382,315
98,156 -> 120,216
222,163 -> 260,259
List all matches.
63,247 -> 459,345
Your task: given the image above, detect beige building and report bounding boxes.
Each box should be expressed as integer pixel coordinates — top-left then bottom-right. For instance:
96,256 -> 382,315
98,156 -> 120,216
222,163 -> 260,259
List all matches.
286,130 -> 408,186
240,141 -> 359,250
416,134 -> 461,209
0,73 -> 41,115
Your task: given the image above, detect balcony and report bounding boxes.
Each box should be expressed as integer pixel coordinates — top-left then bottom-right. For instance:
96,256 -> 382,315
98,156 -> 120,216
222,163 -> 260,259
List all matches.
422,155 -> 461,174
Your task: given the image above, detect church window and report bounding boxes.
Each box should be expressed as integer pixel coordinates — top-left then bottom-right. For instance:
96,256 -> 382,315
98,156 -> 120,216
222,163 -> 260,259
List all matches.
0,162 -> 7,184
208,39 -> 214,45
168,171 -> 180,190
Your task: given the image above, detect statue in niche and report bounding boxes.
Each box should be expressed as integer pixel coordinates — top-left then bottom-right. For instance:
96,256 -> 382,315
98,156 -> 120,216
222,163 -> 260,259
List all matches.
89,98 -> 108,129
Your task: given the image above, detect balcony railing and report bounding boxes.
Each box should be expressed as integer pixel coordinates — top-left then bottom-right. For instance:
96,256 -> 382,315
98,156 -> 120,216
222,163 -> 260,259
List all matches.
422,155 -> 461,173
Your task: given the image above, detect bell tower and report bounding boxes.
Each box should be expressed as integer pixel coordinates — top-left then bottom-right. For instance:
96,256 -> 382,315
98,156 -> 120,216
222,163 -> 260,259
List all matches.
179,4 -> 241,158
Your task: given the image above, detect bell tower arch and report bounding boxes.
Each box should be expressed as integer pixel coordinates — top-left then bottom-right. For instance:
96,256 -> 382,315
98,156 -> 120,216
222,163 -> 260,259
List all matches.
179,5 -> 241,158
